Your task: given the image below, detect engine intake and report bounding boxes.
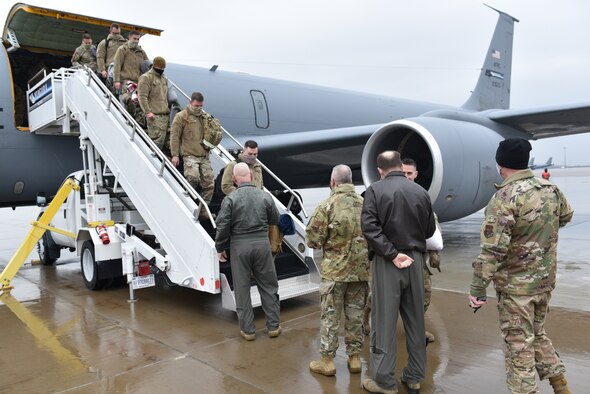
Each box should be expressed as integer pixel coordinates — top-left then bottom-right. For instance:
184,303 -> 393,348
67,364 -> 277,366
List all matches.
361,117 -> 503,222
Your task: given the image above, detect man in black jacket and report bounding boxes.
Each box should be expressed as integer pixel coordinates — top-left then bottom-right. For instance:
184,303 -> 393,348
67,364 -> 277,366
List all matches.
361,151 -> 436,394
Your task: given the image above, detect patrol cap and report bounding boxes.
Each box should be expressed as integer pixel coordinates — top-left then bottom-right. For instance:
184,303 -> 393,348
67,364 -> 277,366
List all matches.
495,138 -> 532,169
153,56 -> 166,69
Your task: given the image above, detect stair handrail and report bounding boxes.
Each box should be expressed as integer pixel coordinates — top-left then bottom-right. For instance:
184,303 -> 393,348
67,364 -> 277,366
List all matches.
63,67 -> 216,227
168,80 -> 308,218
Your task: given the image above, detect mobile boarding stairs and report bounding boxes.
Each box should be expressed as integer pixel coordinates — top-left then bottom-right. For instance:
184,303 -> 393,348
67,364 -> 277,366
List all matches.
23,66 -> 320,310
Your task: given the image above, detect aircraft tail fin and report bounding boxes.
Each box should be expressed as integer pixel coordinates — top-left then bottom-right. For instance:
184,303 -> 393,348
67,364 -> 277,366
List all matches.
528,157 -> 535,167
462,5 -> 519,111
545,157 -> 552,166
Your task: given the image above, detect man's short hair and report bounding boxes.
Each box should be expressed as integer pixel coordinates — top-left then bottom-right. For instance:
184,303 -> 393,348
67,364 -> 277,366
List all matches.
402,158 -> 417,169
110,23 -> 120,30
377,151 -> 402,171
331,164 -> 353,185
82,33 -> 92,40
244,140 -> 258,149
191,92 -> 204,102
128,30 -> 141,38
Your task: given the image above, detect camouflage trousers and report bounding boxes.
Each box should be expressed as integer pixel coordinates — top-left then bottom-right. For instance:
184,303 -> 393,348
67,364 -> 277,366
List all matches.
423,264 -> 432,312
497,291 -> 565,394
122,97 -> 146,129
423,250 -> 440,312
183,155 -> 214,204
319,278 -> 368,358
146,114 -> 170,151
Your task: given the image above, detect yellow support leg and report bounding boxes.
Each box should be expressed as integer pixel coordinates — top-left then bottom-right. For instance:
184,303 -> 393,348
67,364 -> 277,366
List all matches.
0,178 -> 79,292
0,293 -> 86,371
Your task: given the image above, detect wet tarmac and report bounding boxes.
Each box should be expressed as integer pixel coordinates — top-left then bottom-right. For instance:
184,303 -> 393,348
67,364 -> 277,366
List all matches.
1,167 -> 589,393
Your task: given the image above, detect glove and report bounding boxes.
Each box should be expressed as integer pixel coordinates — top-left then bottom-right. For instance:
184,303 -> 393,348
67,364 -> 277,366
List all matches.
428,250 -> 441,272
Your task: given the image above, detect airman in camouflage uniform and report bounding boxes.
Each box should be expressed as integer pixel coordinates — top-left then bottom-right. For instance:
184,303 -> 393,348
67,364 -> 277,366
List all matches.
71,34 -> 97,72
222,140 -> 263,195
138,57 -> 169,151
424,218 -> 441,310
171,92 -> 222,217
469,138 -> 573,394
113,30 -> 148,92
96,23 -> 127,90
121,81 -> 146,129
306,164 -> 370,376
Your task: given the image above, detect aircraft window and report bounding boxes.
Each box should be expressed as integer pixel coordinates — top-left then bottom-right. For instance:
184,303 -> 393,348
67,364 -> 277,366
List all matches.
249,90 -> 269,129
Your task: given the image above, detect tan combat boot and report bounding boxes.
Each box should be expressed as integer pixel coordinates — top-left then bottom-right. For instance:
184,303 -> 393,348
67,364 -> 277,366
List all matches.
361,378 -> 398,394
549,373 -> 571,394
268,326 -> 282,338
347,354 -> 361,373
309,355 -> 336,376
240,331 -> 255,341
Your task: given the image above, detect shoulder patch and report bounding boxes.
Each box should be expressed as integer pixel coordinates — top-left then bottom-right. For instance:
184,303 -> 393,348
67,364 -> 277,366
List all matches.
483,224 -> 495,239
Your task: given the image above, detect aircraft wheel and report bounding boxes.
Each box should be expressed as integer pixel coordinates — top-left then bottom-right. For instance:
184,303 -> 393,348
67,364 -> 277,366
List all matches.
80,240 -> 107,290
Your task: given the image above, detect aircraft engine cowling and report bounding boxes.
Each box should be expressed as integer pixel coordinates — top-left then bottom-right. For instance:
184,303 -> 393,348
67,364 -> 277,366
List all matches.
361,117 -> 504,222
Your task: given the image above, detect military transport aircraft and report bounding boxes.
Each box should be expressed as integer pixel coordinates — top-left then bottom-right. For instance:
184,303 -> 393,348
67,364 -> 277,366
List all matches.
529,157 -> 554,170
1,3 -> 589,222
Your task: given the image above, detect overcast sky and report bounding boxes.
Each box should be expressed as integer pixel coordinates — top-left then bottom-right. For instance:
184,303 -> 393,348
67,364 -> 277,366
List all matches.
3,0 -> 590,165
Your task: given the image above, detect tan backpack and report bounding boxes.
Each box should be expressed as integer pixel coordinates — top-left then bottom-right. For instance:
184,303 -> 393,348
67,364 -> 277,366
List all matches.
268,224 -> 283,255
202,115 -> 223,150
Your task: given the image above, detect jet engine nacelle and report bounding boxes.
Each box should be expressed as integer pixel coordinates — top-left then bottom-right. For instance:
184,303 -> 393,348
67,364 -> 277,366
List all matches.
361,117 -> 503,222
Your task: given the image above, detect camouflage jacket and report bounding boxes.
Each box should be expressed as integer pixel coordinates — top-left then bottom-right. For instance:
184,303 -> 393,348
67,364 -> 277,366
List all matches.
306,183 -> 370,282
222,154 -> 263,195
138,68 -> 169,115
96,34 -> 127,72
470,169 -> 573,297
71,44 -> 97,71
122,93 -> 146,128
170,106 -> 210,158
113,44 -> 148,83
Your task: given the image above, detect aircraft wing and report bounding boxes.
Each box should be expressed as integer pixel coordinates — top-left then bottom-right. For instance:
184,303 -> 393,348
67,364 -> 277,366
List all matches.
248,124 -> 381,189
488,102 -> 590,139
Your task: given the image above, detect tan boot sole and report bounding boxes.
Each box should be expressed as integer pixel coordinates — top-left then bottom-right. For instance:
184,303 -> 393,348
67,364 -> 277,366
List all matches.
309,363 -> 336,376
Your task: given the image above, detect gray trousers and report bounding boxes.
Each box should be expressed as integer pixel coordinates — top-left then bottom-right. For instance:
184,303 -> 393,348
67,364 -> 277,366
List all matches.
230,234 -> 280,334
370,251 -> 426,390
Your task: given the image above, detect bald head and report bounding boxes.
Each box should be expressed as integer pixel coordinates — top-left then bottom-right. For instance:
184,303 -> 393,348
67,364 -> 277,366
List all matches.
232,162 -> 252,186
377,151 -> 402,179
331,164 -> 353,187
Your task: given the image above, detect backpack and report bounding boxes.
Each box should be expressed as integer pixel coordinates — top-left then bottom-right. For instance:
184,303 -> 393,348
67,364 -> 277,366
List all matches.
180,110 -> 222,150
202,115 -> 223,149
213,156 -> 242,200
268,224 -> 283,255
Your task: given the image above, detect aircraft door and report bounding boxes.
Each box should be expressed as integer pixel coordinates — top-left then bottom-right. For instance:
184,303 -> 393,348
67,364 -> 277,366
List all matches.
250,90 -> 269,129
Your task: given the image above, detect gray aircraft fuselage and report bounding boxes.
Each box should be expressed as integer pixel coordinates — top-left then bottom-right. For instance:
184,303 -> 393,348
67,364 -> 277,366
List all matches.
0,50 -> 446,204
0,5 -> 530,222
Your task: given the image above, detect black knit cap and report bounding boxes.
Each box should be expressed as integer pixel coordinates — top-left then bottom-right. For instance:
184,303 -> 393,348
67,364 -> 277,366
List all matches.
495,138 -> 532,169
